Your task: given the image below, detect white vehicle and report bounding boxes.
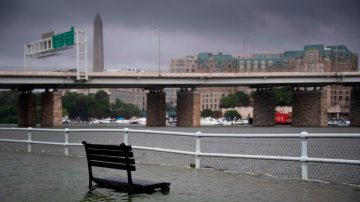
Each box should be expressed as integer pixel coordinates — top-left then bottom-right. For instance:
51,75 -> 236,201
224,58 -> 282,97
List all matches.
99,118 -> 111,124
130,117 -> 146,125
89,119 -> 100,124
200,117 -> 223,126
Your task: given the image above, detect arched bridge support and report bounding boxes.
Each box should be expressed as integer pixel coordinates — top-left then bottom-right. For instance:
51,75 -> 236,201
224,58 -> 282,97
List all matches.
292,87 -> 327,127
177,88 -> 200,127
17,90 -> 36,127
146,89 -> 166,127
350,86 -> 360,127
41,89 -> 62,127
253,88 -> 275,126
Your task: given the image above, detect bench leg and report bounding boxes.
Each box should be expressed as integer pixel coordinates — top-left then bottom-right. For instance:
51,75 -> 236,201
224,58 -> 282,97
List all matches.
88,180 -> 94,190
160,186 -> 170,193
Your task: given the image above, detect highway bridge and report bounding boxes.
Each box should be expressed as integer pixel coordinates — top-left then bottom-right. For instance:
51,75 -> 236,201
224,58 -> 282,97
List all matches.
0,70 -> 359,128
1,71 -> 360,89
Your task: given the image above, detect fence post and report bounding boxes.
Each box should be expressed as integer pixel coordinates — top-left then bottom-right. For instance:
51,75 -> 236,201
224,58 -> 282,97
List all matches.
27,127 -> 32,153
124,128 -> 129,145
300,131 -> 308,180
195,131 -> 202,169
64,128 -> 69,156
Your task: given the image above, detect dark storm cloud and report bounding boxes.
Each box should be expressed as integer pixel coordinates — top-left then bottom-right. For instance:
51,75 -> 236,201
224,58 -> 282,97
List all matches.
0,0 -> 359,69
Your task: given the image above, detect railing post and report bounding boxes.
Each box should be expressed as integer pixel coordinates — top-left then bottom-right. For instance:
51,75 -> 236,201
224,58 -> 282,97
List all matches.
124,128 -> 129,145
300,131 -> 308,180
195,131 -> 202,169
64,128 -> 69,156
27,127 -> 32,153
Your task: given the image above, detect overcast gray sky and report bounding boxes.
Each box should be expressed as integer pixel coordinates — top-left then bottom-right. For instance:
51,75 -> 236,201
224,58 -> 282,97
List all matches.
0,0 -> 359,71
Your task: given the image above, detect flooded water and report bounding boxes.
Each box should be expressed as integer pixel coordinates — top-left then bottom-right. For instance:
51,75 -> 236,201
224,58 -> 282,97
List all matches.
0,150 -> 359,202
1,125 -> 360,201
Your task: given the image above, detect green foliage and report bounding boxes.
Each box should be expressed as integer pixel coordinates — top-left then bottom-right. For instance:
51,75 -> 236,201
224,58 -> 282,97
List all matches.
273,87 -> 293,106
201,109 -> 213,117
224,110 -> 241,120
89,90 -> 110,119
62,108 -> 69,117
0,91 -> 18,123
110,99 -> 140,119
220,91 -> 250,108
64,91 -> 110,120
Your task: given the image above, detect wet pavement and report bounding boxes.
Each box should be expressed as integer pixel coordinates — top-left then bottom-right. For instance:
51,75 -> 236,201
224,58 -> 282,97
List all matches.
0,150 -> 359,202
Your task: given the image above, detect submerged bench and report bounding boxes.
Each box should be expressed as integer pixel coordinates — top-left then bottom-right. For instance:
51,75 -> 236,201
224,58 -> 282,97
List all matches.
82,141 -> 170,193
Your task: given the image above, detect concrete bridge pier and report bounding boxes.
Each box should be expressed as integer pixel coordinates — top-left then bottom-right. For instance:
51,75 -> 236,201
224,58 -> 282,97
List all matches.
17,91 -> 36,127
177,88 -> 200,127
146,89 -> 166,127
292,87 -> 327,127
350,86 -> 360,127
41,89 -> 62,127
253,88 -> 275,126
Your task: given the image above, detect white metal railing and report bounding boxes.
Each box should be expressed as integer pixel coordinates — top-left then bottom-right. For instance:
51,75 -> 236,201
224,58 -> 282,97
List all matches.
0,127 -> 360,181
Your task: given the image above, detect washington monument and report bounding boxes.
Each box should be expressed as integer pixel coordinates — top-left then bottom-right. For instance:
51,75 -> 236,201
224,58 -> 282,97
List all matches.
93,13 -> 104,72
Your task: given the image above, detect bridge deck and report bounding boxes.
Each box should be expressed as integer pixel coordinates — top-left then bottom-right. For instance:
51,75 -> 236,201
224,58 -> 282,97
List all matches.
1,71 -> 360,89
0,150 -> 359,201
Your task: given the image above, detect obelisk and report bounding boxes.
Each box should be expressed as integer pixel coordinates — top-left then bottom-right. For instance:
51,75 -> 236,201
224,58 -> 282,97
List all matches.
93,13 -> 104,72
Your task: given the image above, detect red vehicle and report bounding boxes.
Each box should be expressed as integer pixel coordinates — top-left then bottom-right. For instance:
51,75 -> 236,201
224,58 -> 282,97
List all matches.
275,112 -> 292,125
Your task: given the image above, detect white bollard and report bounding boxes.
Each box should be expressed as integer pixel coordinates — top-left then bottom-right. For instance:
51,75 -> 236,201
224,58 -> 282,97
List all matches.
64,128 -> 69,156
195,131 -> 202,169
27,127 -> 32,153
124,128 -> 129,145
300,131 -> 308,180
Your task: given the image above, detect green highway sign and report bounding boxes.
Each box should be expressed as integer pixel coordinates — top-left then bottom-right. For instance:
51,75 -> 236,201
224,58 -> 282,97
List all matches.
52,27 -> 75,49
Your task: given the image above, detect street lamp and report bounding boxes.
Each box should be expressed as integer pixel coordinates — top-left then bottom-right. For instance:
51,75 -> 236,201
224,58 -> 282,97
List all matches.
152,23 -> 161,76
243,38 -> 248,57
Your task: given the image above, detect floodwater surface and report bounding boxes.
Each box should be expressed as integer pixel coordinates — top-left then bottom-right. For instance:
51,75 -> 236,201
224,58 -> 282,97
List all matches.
0,150 -> 359,202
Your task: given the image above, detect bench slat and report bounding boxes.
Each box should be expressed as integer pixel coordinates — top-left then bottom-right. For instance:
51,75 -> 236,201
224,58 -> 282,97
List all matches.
82,141 -> 170,193
87,148 -> 134,157
89,154 -> 135,164
90,160 -> 136,171
86,143 -> 132,151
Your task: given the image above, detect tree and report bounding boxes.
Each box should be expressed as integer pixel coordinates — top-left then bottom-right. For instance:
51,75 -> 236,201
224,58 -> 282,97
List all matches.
62,90 -> 113,121
201,109 -> 213,117
273,87 -> 293,106
110,99 -> 140,119
0,91 -> 18,123
220,91 -> 250,108
224,110 -> 241,120
88,90 -> 110,118
62,92 -> 90,121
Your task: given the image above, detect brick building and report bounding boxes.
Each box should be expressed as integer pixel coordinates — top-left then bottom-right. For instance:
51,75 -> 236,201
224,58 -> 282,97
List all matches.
170,44 -> 358,117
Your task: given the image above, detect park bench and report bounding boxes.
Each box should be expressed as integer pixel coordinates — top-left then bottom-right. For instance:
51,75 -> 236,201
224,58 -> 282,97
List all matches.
82,141 -> 170,193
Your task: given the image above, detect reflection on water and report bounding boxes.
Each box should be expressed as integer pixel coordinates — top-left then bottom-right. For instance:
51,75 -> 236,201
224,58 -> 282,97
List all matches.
81,190 -> 132,202
81,188 -> 171,202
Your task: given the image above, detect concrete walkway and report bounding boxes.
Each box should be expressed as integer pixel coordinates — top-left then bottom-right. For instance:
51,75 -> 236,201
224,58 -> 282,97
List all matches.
0,150 -> 359,202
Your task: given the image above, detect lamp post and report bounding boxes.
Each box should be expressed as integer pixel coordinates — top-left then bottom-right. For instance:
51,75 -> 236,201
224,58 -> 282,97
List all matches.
243,38 -> 248,72
243,38 -> 248,57
152,23 -> 161,76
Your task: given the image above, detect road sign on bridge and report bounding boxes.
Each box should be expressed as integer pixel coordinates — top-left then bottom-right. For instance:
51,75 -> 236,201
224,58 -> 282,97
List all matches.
52,27 -> 75,49
24,27 -> 87,80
